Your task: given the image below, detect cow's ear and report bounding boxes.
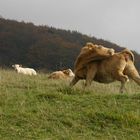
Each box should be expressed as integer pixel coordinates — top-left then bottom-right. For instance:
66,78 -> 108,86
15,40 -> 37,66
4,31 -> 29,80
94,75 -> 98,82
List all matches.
19,64 -> 22,67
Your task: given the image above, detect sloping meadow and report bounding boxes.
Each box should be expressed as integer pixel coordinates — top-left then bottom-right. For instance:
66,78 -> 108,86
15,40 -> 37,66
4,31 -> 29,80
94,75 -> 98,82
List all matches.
0,69 -> 140,140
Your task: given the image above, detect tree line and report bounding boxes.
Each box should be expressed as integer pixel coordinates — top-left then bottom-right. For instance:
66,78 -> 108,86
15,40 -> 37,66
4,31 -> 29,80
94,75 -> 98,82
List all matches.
0,18 -> 140,71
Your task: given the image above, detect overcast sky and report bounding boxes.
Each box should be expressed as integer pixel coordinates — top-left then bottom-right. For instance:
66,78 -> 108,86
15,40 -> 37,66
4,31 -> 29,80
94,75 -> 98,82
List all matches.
0,0 -> 140,53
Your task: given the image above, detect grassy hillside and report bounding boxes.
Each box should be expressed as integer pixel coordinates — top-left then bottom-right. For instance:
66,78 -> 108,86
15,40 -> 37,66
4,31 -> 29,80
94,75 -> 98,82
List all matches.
0,69 -> 140,140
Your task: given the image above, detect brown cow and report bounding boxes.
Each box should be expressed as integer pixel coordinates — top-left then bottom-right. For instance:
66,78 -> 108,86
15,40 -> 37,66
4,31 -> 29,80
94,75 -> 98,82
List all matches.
70,49 -> 140,93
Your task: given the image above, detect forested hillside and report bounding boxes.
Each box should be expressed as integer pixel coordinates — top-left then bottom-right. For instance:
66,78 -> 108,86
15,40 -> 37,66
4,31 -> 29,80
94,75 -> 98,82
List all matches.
0,18 -> 140,71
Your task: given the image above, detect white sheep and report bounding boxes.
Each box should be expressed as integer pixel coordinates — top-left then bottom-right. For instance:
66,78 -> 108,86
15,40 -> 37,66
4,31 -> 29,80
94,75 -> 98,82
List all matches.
12,64 -> 37,75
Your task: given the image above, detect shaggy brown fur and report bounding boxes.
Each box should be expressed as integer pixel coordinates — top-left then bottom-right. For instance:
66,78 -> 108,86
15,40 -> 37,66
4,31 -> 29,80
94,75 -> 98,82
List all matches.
70,49 -> 140,93
74,42 -> 115,74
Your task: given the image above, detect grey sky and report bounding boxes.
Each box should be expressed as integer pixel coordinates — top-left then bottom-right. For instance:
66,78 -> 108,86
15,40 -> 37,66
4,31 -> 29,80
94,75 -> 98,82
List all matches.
0,0 -> 140,53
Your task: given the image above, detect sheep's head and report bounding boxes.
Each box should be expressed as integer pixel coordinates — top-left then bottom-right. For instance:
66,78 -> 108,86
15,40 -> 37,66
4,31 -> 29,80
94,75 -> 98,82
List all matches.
62,69 -> 75,77
12,64 -> 22,69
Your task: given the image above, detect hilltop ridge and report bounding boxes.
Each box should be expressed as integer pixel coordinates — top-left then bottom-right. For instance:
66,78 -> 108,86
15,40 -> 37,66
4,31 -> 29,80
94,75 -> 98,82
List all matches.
0,18 -> 140,70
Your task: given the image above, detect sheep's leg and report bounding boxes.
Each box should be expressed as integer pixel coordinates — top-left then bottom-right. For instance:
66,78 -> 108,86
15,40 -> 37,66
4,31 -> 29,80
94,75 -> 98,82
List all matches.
85,63 -> 97,87
70,76 -> 79,87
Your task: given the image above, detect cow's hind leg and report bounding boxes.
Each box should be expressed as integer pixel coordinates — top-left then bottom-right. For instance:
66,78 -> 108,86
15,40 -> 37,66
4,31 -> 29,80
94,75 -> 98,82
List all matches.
116,72 -> 129,93
120,81 -> 128,93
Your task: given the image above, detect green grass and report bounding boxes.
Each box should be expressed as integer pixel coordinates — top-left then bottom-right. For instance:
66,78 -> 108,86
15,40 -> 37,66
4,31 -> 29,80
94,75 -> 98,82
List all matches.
0,69 -> 140,140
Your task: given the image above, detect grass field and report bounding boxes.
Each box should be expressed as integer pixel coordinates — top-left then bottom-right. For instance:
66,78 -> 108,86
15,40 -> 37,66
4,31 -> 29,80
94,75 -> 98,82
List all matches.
0,69 -> 140,140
